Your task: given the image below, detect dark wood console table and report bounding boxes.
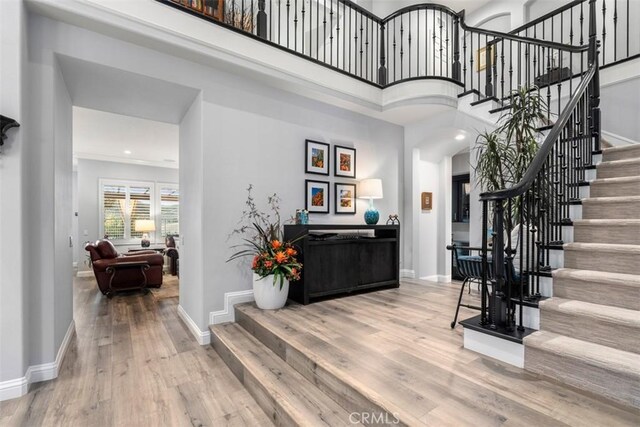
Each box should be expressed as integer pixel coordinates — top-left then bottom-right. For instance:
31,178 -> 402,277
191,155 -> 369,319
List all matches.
283,224 -> 400,304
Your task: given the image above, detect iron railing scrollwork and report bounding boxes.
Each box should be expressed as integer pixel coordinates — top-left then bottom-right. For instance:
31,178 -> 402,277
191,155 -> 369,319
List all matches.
477,0 -> 601,333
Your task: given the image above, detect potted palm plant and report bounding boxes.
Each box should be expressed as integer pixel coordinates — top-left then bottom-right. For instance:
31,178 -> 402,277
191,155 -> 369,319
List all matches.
228,185 -> 303,310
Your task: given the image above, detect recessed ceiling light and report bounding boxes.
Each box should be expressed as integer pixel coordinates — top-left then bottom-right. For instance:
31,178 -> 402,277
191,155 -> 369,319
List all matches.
124,150 -> 132,154
455,134 -> 465,141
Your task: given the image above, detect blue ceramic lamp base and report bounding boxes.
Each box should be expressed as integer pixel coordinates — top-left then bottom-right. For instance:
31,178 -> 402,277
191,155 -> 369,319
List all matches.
364,199 -> 380,225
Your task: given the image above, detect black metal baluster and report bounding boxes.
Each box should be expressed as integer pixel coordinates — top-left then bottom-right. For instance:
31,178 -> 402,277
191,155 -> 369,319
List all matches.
359,13 -> 363,77
431,10 -> 436,76
469,30 -> 474,91
258,0 -> 267,39
393,18 -> 397,82
439,9 -> 443,76
602,0 -> 607,65
316,0 -> 319,60
500,40 -> 505,101
251,0 -> 254,35
613,0 -> 618,61
322,0 -> 326,62
365,18 -> 369,80
329,2 -> 333,66
353,12 -> 358,75
461,27 -> 467,88
546,43 -> 551,123
517,41 -> 521,90
278,0 -> 281,44
379,22 -> 386,85
400,17 -> 404,79
481,200 -> 488,326
416,10 -> 420,77
408,12 -> 412,78
477,33 -> 481,95
627,0 -> 630,58
453,14 -> 461,82
557,49 -> 562,117
485,36 -> 493,97
301,0 -> 305,54
509,40 -> 513,99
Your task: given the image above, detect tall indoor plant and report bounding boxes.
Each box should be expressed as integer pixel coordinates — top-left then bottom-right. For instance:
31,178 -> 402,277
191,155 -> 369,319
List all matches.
474,86 -> 548,232
228,185 -> 303,310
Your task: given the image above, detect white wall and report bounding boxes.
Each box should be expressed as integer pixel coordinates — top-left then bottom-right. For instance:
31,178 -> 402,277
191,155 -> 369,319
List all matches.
0,0 -> 28,387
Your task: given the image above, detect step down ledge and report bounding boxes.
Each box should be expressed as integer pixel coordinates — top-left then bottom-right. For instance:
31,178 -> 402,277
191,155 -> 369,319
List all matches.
233,306 -> 423,426
210,322 -> 366,426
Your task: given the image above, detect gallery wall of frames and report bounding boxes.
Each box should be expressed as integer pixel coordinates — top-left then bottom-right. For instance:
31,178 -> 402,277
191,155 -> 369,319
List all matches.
304,139 -> 357,215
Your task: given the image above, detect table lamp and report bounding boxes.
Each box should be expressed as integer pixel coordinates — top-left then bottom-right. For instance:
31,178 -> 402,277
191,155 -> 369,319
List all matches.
358,178 -> 383,225
135,219 -> 156,247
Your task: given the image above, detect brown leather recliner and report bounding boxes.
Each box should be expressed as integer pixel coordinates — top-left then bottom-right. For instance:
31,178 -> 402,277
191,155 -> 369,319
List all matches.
85,239 -> 163,297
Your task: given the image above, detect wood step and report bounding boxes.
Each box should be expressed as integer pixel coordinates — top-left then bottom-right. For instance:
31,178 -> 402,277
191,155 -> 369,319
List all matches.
233,304 -> 423,426
552,268 -> 640,311
209,322 -> 364,426
596,158 -> 640,179
603,144 -> 640,162
524,330 -> 640,409
539,298 -> 640,354
582,196 -> 640,219
590,176 -> 640,197
573,219 -> 640,245
564,242 -> 640,275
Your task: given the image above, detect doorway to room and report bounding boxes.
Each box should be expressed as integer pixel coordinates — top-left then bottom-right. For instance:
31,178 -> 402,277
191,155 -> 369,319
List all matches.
450,148 -> 471,281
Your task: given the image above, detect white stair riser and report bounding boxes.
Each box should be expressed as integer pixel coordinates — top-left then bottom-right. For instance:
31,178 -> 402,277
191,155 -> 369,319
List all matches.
515,306 -> 540,330
569,205 -> 582,220
561,225 -> 574,244
548,250 -> 563,269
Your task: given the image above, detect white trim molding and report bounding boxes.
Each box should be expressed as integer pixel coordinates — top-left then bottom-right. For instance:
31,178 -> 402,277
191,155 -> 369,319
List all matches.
76,270 -> 94,278
400,269 -> 415,279
177,305 -> 211,345
0,320 -> 75,402
421,275 -> 452,282
601,130 -> 640,147
209,290 -> 255,325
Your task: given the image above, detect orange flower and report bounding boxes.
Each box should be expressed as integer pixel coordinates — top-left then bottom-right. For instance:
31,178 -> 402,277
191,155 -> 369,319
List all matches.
286,247 -> 297,256
252,255 -> 259,269
275,251 -> 287,264
291,268 -> 297,276
264,260 -> 273,268
271,240 -> 282,249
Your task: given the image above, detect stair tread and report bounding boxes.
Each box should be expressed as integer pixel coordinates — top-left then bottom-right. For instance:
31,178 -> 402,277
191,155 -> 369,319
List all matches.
210,322 -> 359,425
591,176 -> 640,184
564,242 -> 640,253
583,195 -> 640,203
603,144 -> 640,154
573,219 -> 640,225
540,297 -> 640,326
597,158 -> 640,167
525,330 -> 640,375
553,268 -> 640,288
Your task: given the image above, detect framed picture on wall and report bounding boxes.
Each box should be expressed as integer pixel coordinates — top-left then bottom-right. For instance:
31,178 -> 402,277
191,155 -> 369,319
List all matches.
475,45 -> 496,72
305,180 -> 330,213
334,145 -> 356,178
334,183 -> 357,214
305,140 -> 330,175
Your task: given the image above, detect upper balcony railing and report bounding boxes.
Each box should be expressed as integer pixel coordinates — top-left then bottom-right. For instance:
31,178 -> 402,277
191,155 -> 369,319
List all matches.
157,0 -> 634,103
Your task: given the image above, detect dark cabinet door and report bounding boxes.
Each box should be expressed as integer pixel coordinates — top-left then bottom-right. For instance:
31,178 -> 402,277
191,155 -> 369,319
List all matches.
304,243 -> 359,296
358,241 -> 396,286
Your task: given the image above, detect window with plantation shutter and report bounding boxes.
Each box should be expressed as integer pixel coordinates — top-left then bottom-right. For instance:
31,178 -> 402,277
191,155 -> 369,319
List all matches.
100,180 -> 174,243
160,186 -> 179,237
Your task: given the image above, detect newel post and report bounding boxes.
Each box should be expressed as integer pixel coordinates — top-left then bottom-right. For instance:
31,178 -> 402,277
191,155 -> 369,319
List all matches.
257,0 -> 267,39
452,15 -> 461,81
490,200 -> 506,330
378,22 -> 387,86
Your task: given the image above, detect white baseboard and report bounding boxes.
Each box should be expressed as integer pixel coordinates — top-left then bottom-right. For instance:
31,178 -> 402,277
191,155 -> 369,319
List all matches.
209,290 -> 254,325
400,269 -> 415,279
76,270 -> 93,278
177,305 -> 211,346
420,275 -> 451,282
0,320 -> 75,402
601,130 -> 639,147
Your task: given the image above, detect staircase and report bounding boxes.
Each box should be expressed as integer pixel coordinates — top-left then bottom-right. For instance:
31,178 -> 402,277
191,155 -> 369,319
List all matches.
524,144 -> 640,409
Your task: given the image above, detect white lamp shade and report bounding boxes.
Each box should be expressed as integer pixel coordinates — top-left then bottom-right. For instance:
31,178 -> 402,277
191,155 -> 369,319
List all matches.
135,219 -> 156,233
358,178 -> 383,199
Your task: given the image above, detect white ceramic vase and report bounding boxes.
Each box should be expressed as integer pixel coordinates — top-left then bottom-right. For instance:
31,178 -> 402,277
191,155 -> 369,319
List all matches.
252,273 -> 289,310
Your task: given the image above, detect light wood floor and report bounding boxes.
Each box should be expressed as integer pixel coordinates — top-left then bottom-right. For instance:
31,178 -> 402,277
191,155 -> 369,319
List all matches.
0,275 -> 272,426
232,279 -> 640,426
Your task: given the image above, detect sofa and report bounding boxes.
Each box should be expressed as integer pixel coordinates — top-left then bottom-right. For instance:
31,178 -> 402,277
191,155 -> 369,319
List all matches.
85,239 -> 164,297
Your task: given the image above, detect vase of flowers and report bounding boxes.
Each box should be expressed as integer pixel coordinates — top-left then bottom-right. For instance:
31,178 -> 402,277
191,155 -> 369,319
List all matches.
228,185 -> 303,310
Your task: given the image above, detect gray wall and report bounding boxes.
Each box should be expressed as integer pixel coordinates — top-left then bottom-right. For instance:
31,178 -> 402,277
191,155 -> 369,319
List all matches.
76,159 -> 178,270
601,78 -> 640,142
